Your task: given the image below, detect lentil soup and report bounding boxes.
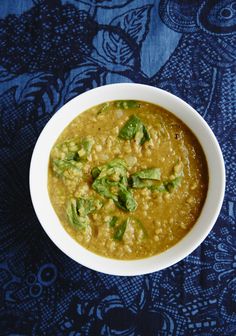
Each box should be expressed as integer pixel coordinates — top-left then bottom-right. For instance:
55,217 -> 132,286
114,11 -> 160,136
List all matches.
48,100 -> 208,260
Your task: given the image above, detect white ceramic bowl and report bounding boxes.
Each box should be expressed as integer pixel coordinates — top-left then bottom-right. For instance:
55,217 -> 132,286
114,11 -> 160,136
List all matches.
29,83 -> 225,276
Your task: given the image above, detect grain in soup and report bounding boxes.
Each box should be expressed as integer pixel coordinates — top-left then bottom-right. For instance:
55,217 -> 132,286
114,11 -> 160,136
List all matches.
48,100 -> 208,260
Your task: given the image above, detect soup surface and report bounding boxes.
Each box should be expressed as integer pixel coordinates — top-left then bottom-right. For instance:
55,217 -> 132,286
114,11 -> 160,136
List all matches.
48,100 -> 208,260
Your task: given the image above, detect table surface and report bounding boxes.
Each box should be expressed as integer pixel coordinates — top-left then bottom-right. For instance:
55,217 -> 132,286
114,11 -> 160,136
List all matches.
0,0 -> 235,335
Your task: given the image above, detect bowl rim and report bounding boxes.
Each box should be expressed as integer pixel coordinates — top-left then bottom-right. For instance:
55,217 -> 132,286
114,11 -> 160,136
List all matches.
29,83 -> 225,276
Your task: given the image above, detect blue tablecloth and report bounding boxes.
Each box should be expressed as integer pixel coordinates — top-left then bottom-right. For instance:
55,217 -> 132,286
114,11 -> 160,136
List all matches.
0,0 -> 235,335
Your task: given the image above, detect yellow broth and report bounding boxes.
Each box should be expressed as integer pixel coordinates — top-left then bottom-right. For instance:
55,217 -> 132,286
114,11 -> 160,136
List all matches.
48,100 -> 208,260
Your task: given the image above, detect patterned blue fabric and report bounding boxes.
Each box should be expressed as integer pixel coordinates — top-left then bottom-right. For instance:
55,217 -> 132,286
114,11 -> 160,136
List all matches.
0,0 -> 235,334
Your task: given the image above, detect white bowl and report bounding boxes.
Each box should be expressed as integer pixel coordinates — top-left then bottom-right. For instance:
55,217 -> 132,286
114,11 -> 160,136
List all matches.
29,83 -> 225,276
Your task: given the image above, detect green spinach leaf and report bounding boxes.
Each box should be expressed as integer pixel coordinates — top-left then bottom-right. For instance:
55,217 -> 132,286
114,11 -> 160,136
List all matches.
140,125 -> 150,145
116,185 -> 137,212
164,176 -> 182,192
51,138 -> 94,179
77,138 -> 94,160
109,216 -> 118,228
118,115 -> 150,145
92,177 -> 117,200
113,219 -> 129,240
66,197 -> 102,229
91,167 -> 101,179
133,168 -> 161,180
66,199 -> 89,229
76,197 -> 103,217
150,177 -> 182,193
119,115 -> 142,140
52,159 -> 81,177
92,159 -> 137,212
129,168 -> 161,189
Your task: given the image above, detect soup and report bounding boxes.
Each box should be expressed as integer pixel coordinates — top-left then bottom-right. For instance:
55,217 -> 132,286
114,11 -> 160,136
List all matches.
48,100 -> 208,260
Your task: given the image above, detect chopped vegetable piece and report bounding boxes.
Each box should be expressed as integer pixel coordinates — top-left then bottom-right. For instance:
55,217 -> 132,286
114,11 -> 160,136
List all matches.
52,159 -> 81,177
130,164 -> 183,192
119,115 -> 142,140
133,168 -> 161,180
92,159 -> 137,212
77,197 -> 103,217
130,176 -> 152,189
149,182 -> 167,192
91,167 -> 101,179
152,161 -> 183,192
109,216 -> 118,228
115,100 -> 139,109
66,199 -> 89,229
134,124 -> 151,145
129,168 -> 161,189
92,160 -> 127,195
164,177 -> 182,192
140,125 -> 150,145
78,138 -> 94,160
97,102 -> 110,115
65,151 -> 79,161
118,115 -> 150,145
92,177 -> 117,199
51,140 -> 80,177
150,177 -> 182,193
116,185 -> 137,212
113,219 -> 128,240
51,137 -> 94,179
98,159 -> 127,179
66,197 -> 102,230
